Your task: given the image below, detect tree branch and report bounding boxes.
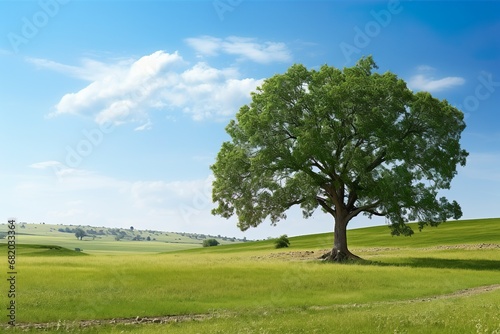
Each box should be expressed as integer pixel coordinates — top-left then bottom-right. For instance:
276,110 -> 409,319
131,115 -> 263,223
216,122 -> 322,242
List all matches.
283,129 -> 297,141
365,209 -> 386,216
352,149 -> 387,186
366,149 -> 387,173
310,157 -> 326,173
347,200 -> 382,221
316,196 -> 336,216
285,198 -> 306,209
346,191 -> 358,211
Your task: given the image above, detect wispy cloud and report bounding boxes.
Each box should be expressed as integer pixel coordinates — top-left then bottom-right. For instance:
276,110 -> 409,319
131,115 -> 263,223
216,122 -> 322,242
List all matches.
185,36 -> 292,64
34,51 -> 263,124
25,161 -> 217,231
409,75 -> 465,92
134,119 -> 153,131
408,65 -> 465,92
27,56 -> 130,81
30,161 -> 61,169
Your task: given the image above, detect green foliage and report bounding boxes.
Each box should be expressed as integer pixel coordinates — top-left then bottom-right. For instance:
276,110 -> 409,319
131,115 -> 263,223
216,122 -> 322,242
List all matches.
274,234 -> 290,249
202,238 -> 220,247
211,56 -> 467,241
74,228 -> 86,240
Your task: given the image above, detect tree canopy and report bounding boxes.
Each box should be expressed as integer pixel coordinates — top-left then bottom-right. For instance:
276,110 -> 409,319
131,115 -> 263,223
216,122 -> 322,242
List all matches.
75,228 -> 86,240
211,56 -> 468,261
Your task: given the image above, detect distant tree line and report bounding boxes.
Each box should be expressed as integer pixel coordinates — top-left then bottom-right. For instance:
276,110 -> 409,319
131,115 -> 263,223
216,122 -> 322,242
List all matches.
53,224 -> 249,243
59,227 -> 106,235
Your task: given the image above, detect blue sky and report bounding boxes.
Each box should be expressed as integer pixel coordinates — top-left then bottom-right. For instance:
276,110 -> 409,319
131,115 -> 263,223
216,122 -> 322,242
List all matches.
1,0 -> 499,239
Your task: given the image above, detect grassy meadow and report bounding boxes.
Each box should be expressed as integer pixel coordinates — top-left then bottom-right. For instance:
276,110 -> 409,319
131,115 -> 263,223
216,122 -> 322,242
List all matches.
1,218 -> 499,333
0,222 -> 244,254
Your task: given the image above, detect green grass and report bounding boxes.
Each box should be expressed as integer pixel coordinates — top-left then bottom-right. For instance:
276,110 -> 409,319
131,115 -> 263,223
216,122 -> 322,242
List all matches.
92,288 -> 499,334
0,222 -> 247,254
1,218 -> 499,333
10,253 -> 500,322
13,234 -> 197,254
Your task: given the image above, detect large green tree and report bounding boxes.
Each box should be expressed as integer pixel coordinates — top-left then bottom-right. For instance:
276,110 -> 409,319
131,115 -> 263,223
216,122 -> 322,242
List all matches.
211,57 -> 468,261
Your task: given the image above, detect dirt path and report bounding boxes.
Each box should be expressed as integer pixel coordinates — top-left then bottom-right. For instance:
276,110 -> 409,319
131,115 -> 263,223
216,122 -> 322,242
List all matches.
311,283 -> 500,311
5,284 -> 500,331
6,313 -> 217,331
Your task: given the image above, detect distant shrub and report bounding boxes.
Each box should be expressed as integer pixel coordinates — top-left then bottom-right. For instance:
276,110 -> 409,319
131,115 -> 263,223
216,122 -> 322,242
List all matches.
202,239 -> 220,247
75,228 -> 86,240
274,235 -> 290,249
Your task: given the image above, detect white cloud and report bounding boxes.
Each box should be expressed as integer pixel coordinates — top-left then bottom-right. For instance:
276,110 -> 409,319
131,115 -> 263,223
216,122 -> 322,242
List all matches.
30,161 -> 61,169
408,66 -> 465,92
185,35 -> 220,56
27,56 -> 131,81
174,63 -> 263,121
36,51 -> 263,124
185,36 -> 292,64
47,51 -> 183,123
134,119 -> 153,131
409,75 -> 465,92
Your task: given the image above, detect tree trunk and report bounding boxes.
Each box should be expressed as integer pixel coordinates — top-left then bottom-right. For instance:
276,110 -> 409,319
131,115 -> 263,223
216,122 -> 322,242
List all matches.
321,215 -> 361,262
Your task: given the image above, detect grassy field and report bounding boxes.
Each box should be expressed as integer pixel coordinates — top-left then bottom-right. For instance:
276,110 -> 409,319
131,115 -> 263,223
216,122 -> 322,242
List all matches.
1,218 -> 499,333
0,222 -> 245,254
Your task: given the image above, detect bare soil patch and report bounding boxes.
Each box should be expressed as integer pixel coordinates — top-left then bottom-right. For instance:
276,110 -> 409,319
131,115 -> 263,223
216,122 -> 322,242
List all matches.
6,313 -> 217,331
251,244 -> 500,261
310,284 -> 500,311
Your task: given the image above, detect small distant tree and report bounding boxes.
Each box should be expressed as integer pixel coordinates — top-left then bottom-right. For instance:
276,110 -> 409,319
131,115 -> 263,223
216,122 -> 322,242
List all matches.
146,236 -> 151,241
274,235 -> 290,249
75,228 -> 86,240
202,239 -> 220,247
